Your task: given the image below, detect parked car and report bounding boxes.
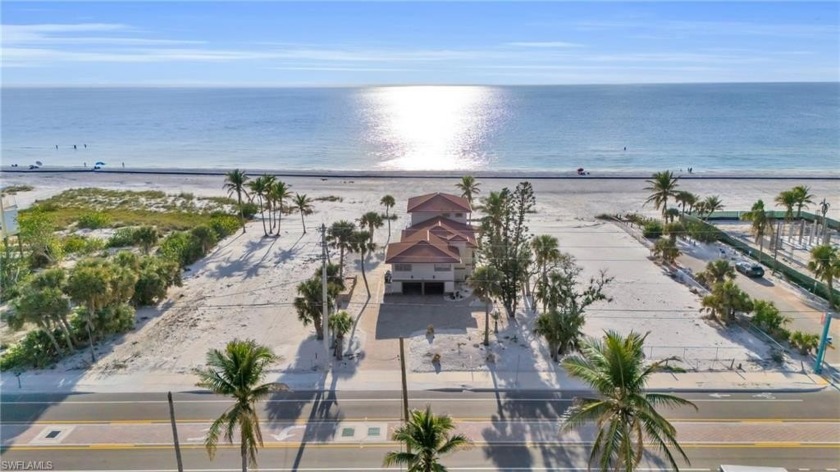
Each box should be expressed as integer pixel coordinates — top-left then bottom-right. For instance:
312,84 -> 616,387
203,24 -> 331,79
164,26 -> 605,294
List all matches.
735,261 -> 765,278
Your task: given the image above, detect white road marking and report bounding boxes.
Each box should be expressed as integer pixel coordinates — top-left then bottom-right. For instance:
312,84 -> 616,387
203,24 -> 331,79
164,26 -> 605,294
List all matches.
709,393 -> 731,398
2,397 -> 805,405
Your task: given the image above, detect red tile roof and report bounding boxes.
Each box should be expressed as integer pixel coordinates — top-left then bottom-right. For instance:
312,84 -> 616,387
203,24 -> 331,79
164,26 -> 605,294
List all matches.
385,240 -> 461,264
406,193 -> 471,213
402,217 -> 477,248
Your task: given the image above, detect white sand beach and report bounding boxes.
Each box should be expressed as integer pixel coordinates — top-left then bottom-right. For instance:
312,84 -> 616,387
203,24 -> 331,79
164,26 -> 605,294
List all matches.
1,171 -> 837,387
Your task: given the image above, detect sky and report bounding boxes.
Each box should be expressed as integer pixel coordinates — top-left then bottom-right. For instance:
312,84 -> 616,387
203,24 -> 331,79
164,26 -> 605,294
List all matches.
2,1 -> 838,86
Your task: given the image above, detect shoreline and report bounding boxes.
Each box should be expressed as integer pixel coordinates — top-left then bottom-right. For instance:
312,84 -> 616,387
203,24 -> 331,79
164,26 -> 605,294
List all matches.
3,167 -> 839,180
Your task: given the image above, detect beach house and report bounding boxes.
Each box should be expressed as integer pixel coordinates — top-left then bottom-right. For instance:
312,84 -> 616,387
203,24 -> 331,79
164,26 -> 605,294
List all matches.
385,193 -> 477,295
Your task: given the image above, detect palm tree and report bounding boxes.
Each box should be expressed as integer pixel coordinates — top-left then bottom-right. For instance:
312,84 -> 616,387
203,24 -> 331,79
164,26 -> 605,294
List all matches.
530,235 -> 561,298
563,331 -> 696,471
329,310 -> 353,360
224,169 -> 250,233
65,260 -> 114,362
791,185 -> 814,242
292,193 -> 314,233
652,238 -> 680,265
359,211 -> 384,244
294,277 -> 329,340
742,199 -> 774,255
194,339 -> 287,472
644,171 -> 679,219
350,231 -> 376,298
808,244 -> 840,309
697,259 -> 736,288
10,283 -> 72,355
469,266 -> 501,346
455,175 -> 481,205
775,190 -> 796,240
269,180 -> 291,234
478,191 -> 507,234
700,195 -> 724,220
134,226 -> 160,254
383,406 -> 471,472
674,191 -> 697,215
327,220 -> 356,279
700,280 -> 753,324
261,175 -> 277,233
247,176 -> 270,237
380,195 -> 396,242
534,308 -> 586,362
29,268 -> 75,348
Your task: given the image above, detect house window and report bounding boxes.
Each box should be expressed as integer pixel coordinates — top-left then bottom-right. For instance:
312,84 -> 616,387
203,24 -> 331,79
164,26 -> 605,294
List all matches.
434,264 -> 451,272
443,213 -> 450,217
394,264 -> 412,272
455,213 -> 463,217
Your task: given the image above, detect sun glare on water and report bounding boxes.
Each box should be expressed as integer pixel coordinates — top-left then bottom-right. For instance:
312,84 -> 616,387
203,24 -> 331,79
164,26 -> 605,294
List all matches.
361,86 -> 500,171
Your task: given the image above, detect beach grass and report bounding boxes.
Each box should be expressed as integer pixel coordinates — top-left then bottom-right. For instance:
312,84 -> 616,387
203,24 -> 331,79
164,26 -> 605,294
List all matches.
0,184 -> 34,196
25,188 -> 236,232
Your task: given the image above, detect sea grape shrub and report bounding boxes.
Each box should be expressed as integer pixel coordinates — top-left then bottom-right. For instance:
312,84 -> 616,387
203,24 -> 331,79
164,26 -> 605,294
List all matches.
642,220 -> 663,239
209,214 -> 241,239
77,212 -> 112,229
62,235 -> 106,255
131,256 -> 182,306
159,231 -> 204,267
239,202 -> 259,219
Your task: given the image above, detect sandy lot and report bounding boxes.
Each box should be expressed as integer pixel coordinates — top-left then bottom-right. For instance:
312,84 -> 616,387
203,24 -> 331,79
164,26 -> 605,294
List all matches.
1,171 -> 837,381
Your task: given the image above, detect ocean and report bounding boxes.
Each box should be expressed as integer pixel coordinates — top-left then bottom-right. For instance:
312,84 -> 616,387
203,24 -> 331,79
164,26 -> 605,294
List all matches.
2,83 -> 838,173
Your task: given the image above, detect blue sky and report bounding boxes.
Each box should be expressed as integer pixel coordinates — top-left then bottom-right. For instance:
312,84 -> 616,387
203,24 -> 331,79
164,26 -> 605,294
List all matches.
2,1 -> 838,86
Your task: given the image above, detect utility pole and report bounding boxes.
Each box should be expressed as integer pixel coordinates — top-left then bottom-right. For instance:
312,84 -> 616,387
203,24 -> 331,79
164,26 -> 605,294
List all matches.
814,312 -> 835,374
320,224 -> 330,362
168,392 -> 184,472
0,196 -> 10,261
399,337 -> 410,429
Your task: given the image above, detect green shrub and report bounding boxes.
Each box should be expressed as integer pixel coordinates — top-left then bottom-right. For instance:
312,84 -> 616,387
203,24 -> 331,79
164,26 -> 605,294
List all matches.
132,256 -> 182,306
133,226 -> 160,254
29,239 -> 64,269
62,235 -> 106,255
108,227 -> 138,248
239,202 -> 259,219
77,212 -> 112,229
751,300 -> 790,333
159,231 -> 203,267
190,225 -> 218,254
642,220 -> 663,239
0,330 -> 62,371
209,215 -> 240,239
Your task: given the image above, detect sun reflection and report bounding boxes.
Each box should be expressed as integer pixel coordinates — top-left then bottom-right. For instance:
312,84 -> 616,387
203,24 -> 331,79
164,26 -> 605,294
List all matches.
361,86 -> 500,171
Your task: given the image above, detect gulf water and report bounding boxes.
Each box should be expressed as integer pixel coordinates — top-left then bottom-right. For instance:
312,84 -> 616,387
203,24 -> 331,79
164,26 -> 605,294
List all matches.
2,83 -> 838,173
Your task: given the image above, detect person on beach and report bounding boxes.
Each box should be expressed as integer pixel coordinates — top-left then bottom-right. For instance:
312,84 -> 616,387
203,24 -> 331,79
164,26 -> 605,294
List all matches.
84,162 -> 87,167
122,162 -> 125,168
84,144 -> 87,148
73,144 -> 77,150
55,145 -> 58,149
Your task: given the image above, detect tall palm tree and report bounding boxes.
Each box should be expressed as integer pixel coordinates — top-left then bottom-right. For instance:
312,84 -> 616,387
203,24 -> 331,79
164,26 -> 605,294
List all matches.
478,191 -> 507,234
700,195 -> 723,220
224,169 -> 250,234
775,190 -> 796,240
455,175 -> 481,206
383,406 -> 471,472
194,339 -> 287,472
644,171 -> 679,219
469,266 -> 501,346
380,195 -> 396,242
563,331 -> 696,471
359,211 -> 384,244
10,283 -> 72,355
292,193 -> 314,233
247,176 -> 270,237
328,310 -> 353,360
530,235 -> 561,298
327,220 -> 356,279
674,191 -> 697,215
350,230 -> 376,298
741,199 -> 774,255
791,185 -> 814,242
808,244 -> 840,309
261,175 -> 277,233
697,259 -> 736,288
269,180 -> 291,234
534,308 -> 586,362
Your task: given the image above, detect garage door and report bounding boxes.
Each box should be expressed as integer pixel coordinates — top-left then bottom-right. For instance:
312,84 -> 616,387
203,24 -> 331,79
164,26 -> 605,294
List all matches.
424,282 -> 445,295
402,282 -> 423,295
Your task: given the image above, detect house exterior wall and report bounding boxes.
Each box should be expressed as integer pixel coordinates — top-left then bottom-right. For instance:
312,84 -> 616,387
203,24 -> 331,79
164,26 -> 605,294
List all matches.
410,211 -> 469,226
391,263 -> 455,282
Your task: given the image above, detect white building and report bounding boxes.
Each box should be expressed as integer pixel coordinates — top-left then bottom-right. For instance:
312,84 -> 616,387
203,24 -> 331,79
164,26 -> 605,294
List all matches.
385,193 -> 477,295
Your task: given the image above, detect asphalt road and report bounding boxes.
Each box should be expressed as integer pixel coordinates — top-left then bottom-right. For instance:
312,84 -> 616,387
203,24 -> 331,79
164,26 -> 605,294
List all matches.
2,390 -> 839,471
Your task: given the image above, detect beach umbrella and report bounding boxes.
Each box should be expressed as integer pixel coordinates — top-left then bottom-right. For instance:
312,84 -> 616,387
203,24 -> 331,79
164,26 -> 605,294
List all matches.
35,160 -> 43,166
95,161 -> 106,166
